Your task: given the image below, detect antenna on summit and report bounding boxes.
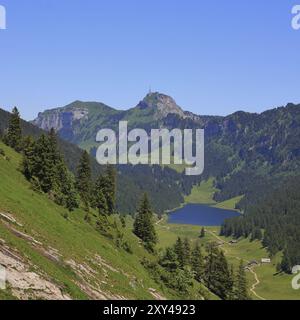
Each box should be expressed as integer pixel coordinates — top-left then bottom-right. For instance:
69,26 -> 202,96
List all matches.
148,86 -> 152,94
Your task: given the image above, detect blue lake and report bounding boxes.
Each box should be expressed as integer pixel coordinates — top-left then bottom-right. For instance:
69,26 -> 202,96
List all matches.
168,204 -> 240,226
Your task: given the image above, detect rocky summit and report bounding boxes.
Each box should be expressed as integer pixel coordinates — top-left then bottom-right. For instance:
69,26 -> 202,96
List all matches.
135,92 -> 186,119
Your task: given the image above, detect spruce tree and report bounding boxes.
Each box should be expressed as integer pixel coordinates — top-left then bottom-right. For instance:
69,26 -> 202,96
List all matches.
133,193 -> 157,252
93,175 -> 109,216
281,249 -> 292,273
21,136 -> 35,180
191,242 -> 204,282
52,161 -> 78,211
228,264 -> 235,300
218,250 -> 234,299
183,238 -> 191,265
48,128 -> 61,165
174,237 -> 185,268
4,107 -> 22,151
251,227 -> 263,241
104,165 -> 116,215
76,150 -> 92,211
160,247 -> 179,272
204,244 -> 233,300
200,227 -> 205,238
47,128 -> 64,189
33,134 -> 53,193
19,130 -> 78,211
236,260 -> 249,300
92,165 -> 116,215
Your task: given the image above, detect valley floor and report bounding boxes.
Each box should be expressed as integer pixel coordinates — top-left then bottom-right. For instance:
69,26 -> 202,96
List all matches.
156,217 -> 299,300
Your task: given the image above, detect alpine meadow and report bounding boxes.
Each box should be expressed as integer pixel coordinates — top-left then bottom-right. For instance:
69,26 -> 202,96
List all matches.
1,0 -> 300,307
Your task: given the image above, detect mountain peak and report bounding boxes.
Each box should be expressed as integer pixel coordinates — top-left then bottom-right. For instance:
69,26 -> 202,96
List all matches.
137,92 -> 186,118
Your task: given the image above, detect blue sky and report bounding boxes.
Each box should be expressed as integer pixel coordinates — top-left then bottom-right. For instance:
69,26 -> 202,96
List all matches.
0,0 -> 300,120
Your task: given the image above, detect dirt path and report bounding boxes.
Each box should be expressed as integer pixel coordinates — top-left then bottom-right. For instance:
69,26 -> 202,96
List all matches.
206,229 -> 266,300
206,229 -> 229,254
249,268 -> 266,300
155,218 -> 163,225
155,217 -> 170,230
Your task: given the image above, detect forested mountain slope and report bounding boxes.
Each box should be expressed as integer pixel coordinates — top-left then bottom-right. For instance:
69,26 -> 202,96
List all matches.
1,108 -> 194,214
32,93 -> 300,210
221,175 -> 300,273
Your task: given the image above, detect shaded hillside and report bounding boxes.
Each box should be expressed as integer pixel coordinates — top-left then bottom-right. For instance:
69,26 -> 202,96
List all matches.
0,108 -> 192,214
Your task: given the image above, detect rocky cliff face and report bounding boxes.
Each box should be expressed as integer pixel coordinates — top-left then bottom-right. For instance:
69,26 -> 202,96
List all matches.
33,104 -> 89,133
32,93 -> 192,145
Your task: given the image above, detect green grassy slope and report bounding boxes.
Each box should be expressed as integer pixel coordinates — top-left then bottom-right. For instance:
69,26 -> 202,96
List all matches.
183,178 -> 243,211
184,178 -> 217,204
212,196 -> 243,211
0,142 -> 180,300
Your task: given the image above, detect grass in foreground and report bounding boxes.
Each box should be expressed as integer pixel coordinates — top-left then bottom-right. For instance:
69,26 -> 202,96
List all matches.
0,142 -> 177,300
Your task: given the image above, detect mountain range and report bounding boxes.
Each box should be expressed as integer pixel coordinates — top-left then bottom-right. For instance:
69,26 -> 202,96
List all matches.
32,92 -> 213,149
32,92 -> 300,211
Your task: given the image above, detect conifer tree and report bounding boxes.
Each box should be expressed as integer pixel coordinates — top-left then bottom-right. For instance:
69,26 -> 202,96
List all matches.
21,136 -> 35,180
218,250 -> 234,299
33,134 -> 53,193
93,175 -> 109,216
91,165 -> 116,215
104,165 -> 116,215
52,161 -> 78,211
236,260 -> 249,300
191,242 -> 204,282
20,131 -> 78,211
173,267 -> 194,294
48,128 -> 61,165
4,107 -> 22,151
47,128 -> 64,189
200,227 -> 205,238
160,247 -> 179,272
183,238 -> 191,265
174,237 -> 185,268
133,193 -> 157,252
228,264 -> 235,300
62,172 -> 78,212
281,249 -> 292,273
76,150 -> 92,211
204,243 -> 233,300
251,227 -> 263,241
